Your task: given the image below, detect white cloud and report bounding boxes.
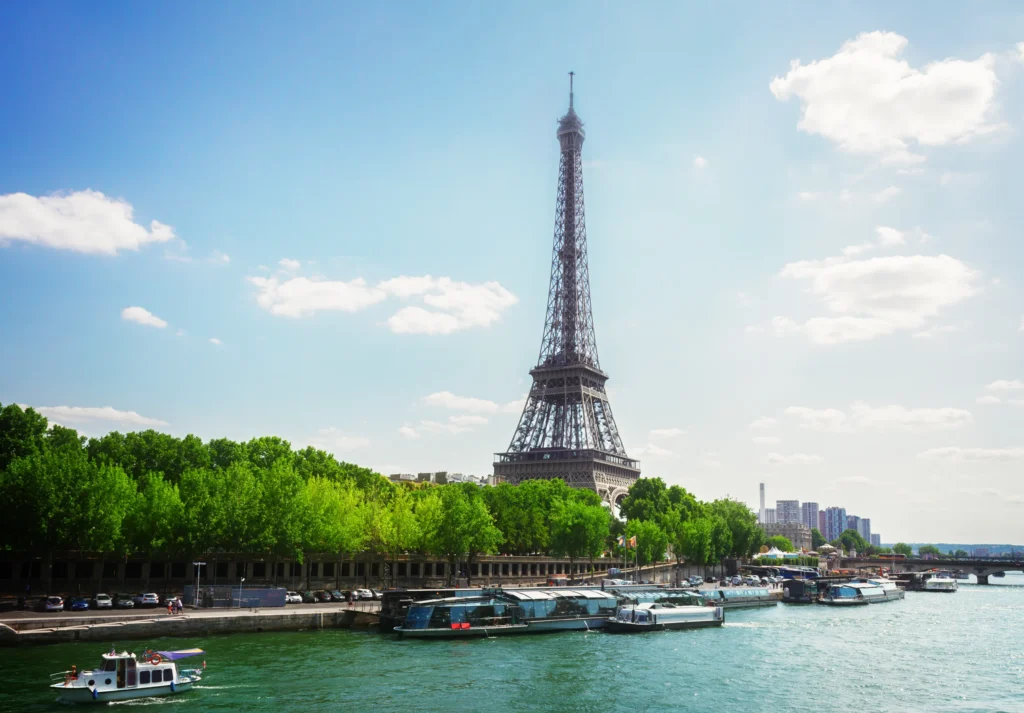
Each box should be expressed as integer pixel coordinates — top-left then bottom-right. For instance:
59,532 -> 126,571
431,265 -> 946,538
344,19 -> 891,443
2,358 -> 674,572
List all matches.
33,405 -> 168,428
423,391 -> 498,414
247,275 -> 387,318
785,406 -> 850,433
448,414 -> 489,427
985,380 -> 1024,391
767,452 -> 824,465
850,401 -> 973,432
770,31 -> 1000,162
785,402 -> 972,432
381,276 -> 518,335
871,186 -> 901,203
842,243 -> 874,257
772,316 -> 802,336
1017,42 -> 1024,62
649,428 -> 685,440
875,226 -> 904,246
0,189 -> 177,255
209,250 -> 230,264
693,156 -> 707,169
777,251 -> 980,345
918,447 -> 1024,462
398,425 -> 421,439
749,417 -> 778,430
976,395 -> 1002,404
121,306 -> 167,329
797,191 -> 820,200
636,443 -> 677,459
752,436 -> 782,446
175,329 -> 185,337
501,397 -> 527,414
279,258 -> 301,272
209,337 -> 222,346
912,324 -> 960,339
305,427 -> 370,452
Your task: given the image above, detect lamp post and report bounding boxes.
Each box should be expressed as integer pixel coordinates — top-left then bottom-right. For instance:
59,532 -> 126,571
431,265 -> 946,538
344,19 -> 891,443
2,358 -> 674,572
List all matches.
237,577 -> 245,609
192,562 -> 206,608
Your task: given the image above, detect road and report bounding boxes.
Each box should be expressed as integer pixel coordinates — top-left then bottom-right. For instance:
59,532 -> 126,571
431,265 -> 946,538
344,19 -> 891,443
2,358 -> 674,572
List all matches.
0,601 -> 381,623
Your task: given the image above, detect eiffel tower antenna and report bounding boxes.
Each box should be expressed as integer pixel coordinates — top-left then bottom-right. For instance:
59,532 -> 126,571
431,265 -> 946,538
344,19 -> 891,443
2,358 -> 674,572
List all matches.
493,76 -> 640,507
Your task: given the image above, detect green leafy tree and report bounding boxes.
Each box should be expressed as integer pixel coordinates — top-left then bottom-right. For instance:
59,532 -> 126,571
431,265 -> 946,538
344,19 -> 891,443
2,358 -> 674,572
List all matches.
0,403 -> 49,471
626,519 -> 669,567
301,477 -> 365,586
832,529 -> 869,554
124,473 -> 185,558
953,549 -> 969,559
549,498 -> 611,575
811,528 -> 827,549
766,535 -> 794,551
678,516 -> 713,572
620,477 -> 671,522
893,542 -> 913,557
918,544 -> 941,556
420,484 -> 502,586
709,498 -> 761,558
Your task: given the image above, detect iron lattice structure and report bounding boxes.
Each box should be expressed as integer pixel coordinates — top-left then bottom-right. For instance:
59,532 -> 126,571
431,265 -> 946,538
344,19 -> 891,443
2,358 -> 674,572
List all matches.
494,76 -> 640,506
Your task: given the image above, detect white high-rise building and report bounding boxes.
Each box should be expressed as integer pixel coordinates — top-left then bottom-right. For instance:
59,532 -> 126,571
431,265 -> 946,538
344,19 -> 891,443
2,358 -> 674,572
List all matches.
763,508 -> 777,525
801,502 -> 819,530
759,483 -> 766,524
776,500 -> 801,524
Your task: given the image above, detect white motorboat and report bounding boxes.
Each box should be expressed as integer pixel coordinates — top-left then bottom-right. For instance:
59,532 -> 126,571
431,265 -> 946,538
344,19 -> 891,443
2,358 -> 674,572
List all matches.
604,602 -> 724,632
988,570 -> 1024,586
849,578 -> 905,601
921,572 -> 958,592
51,648 -> 203,703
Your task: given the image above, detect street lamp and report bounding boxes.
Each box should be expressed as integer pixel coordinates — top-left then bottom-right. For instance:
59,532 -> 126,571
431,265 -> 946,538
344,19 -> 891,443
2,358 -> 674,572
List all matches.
237,577 -> 245,609
192,562 -> 206,608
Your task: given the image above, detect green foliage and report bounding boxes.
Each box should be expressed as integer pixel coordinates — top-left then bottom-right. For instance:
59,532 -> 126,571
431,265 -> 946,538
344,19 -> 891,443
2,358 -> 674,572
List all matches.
549,498 -> 610,568
953,549 -> 968,558
918,544 -> 941,556
625,519 -> 669,566
811,528 -> 827,549
831,529 -> 869,554
766,535 -> 794,552
893,542 -> 913,556
708,498 -> 762,558
619,477 -> 671,522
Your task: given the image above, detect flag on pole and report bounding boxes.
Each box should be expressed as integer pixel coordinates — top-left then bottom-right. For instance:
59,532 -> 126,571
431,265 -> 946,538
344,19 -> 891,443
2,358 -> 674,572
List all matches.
628,536 -> 637,548
616,536 -> 625,547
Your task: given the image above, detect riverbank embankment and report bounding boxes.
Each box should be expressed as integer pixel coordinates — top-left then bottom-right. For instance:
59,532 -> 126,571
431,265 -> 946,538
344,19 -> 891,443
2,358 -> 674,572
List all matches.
0,604 -> 380,646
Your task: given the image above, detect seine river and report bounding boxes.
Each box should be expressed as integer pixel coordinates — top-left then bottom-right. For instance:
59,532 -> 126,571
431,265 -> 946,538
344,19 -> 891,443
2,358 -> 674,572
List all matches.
4,587 -> 1021,713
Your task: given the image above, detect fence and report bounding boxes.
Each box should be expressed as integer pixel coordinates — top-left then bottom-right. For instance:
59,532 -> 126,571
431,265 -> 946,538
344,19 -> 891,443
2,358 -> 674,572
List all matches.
184,585 -> 287,608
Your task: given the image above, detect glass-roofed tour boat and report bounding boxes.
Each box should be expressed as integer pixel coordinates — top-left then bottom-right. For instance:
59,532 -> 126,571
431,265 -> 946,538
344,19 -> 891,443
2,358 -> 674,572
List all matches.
51,648 -> 204,703
394,588 -> 620,638
605,602 -> 724,633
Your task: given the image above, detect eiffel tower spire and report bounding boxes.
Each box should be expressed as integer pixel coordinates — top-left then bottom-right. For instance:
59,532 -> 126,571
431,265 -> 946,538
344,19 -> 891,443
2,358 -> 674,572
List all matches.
494,76 -> 640,507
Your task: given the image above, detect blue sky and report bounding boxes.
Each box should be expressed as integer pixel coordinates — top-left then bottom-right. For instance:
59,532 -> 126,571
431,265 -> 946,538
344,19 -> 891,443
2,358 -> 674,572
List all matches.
2,2 -> 1023,542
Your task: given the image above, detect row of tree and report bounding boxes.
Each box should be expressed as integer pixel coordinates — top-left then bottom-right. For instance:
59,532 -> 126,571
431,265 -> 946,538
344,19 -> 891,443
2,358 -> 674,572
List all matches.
0,403 -> 770,587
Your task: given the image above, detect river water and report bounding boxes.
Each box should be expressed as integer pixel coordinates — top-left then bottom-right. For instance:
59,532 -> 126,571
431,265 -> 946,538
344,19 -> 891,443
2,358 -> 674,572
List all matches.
4,587 -> 1022,713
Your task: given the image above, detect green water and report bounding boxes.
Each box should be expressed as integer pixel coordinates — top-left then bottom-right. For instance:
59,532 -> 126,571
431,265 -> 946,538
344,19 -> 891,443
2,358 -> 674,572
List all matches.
3,587 -> 1022,713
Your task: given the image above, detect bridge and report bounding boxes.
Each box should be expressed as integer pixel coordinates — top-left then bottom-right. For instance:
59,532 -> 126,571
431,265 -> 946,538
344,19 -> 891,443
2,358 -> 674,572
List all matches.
842,557 -> 1023,583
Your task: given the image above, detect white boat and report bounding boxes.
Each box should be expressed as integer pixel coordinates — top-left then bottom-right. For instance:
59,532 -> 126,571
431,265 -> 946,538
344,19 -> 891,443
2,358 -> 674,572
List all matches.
849,578 -> 905,601
51,648 -> 203,703
988,570 -> 1024,586
922,572 -> 958,592
604,602 -> 724,633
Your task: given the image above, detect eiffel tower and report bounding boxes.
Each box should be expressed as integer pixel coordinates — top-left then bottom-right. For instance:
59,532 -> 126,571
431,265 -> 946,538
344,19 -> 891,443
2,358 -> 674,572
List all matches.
494,74 -> 640,507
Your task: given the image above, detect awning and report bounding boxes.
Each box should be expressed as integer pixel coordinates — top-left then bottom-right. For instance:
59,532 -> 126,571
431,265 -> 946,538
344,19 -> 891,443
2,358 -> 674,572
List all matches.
156,649 -> 205,661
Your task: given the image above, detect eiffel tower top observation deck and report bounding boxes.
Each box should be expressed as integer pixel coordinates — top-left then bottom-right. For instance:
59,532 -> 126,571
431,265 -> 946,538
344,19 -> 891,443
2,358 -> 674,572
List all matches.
494,75 -> 640,507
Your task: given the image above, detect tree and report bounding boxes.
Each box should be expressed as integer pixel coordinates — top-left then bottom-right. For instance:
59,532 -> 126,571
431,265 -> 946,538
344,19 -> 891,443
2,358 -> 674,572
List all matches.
619,477 -> 671,522
549,498 -> 611,575
918,544 -> 941,556
811,528 -> 827,549
123,473 -> 185,558
766,535 -> 794,552
954,549 -> 969,559
626,519 -> 669,567
678,516 -> 713,572
832,529 -> 869,554
420,485 -> 502,586
893,542 -> 913,557
709,498 -> 761,558
0,403 -> 49,471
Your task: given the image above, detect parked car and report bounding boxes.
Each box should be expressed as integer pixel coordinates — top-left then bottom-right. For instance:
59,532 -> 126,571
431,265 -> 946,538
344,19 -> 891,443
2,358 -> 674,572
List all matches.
369,589 -> 382,600
286,591 -> 303,604
706,576 -> 718,583
134,592 -> 160,607
730,576 -> 742,586
355,588 -> 373,600
329,590 -> 346,602
69,595 -> 90,611
93,593 -> 113,609
115,593 -> 135,608
44,596 -> 64,612
314,590 -> 333,603
300,591 -> 317,603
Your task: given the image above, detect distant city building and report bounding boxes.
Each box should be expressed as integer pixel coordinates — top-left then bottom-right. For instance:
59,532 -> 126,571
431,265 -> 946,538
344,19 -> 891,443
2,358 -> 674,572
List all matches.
824,507 -> 847,542
765,522 -> 812,552
870,534 -> 881,547
389,473 -> 417,483
801,502 -> 819,530
762,508 -> 776,525
759,483 -> 766,525
818,511 -> 826,533
776,500 -> 801,524
973,547 -> 990,557
858,518 -> 871,542
846,515 -> 861,535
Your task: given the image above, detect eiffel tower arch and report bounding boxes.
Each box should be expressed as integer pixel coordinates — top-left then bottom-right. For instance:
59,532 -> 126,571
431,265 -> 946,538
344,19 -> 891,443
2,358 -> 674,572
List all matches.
494,75 -> 640,506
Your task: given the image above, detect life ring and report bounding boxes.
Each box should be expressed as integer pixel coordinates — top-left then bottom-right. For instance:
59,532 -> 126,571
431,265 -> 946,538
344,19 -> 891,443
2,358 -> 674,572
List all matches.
148,653 -> 163,666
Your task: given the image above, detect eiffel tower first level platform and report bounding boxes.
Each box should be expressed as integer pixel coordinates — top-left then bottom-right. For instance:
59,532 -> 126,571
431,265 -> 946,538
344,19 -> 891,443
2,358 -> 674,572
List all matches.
494,75 -> 640,506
